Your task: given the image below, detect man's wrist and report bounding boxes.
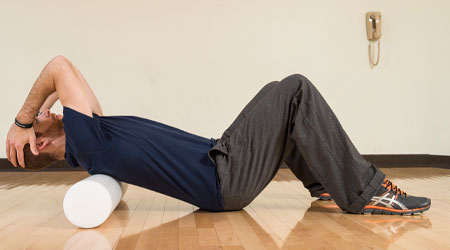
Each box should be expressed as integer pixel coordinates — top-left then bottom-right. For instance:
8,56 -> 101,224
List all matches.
14,118 -> 33,129
16,108 -> 38,126
15,111 -> 36,128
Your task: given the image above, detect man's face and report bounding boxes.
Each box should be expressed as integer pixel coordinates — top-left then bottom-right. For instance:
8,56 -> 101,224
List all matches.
33,109 -> 64,138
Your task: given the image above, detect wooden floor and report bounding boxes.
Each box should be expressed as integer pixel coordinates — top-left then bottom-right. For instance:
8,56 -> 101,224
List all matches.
0,168 -> 449,250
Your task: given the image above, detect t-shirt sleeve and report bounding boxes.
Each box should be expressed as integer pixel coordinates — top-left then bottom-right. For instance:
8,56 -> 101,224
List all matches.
62,106 -> 106,152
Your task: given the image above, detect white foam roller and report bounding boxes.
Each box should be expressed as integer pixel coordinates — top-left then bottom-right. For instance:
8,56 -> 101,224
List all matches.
63,174 -> 128,228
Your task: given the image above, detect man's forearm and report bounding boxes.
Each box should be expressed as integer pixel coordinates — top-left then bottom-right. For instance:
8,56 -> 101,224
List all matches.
39,92 -> 59,112
16,60 -> 57,124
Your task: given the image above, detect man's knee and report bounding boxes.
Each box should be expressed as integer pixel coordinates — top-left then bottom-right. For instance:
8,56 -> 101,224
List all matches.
280,73 -> 313,93
282,73 -> 311,85
284,73 -> 307,81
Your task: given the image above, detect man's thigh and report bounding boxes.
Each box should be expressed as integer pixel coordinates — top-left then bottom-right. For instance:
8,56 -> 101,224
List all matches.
219,75 -> 302,209
222,81 -> 278,140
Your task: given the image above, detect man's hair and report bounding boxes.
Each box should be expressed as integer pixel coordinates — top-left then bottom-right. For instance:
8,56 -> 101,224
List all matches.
23,144 -> 58,171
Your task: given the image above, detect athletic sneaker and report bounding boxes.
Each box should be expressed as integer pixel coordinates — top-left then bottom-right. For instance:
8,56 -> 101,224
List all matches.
362,178 -> 431,215
315,192 -> 332,201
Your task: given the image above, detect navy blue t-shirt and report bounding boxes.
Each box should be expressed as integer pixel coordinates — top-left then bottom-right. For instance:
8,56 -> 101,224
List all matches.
62,106 -> 224,211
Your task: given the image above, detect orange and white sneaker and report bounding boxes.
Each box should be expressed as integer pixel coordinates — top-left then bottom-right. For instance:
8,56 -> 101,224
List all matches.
362,178 -> 431,215
315,192 -> 332,201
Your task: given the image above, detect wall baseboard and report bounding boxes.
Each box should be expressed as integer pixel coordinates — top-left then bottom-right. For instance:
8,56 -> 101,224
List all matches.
0,159 -> 83,172
362,154 -> 450,169
0,154 -> 449,172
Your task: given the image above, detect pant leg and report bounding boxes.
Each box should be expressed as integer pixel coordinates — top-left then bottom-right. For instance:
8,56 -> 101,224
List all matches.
211,74 -> 385,213
225,90 -> 330,198
221,81 -> 279,140
284,146 -> 326,197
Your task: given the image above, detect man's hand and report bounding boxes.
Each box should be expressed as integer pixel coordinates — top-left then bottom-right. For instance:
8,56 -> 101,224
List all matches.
6,124 -> 39,168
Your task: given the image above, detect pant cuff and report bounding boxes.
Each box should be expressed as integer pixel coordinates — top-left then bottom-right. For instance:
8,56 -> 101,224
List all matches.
345,166 -> 386,213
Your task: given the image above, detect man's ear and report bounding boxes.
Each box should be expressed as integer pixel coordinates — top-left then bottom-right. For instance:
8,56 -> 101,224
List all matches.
36,138 -> 51,152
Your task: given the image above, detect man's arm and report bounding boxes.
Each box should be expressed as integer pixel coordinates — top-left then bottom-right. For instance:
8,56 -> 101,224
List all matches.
15,60 -> 56,126
7,58 -> 59,168
6,55 -> 103,168
39,92 -> 59,112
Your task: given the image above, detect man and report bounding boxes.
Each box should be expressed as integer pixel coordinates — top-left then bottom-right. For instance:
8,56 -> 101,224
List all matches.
6,55 -> 431,214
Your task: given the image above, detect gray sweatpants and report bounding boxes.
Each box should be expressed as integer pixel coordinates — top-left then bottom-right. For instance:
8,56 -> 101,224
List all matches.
208,74 -> 385,213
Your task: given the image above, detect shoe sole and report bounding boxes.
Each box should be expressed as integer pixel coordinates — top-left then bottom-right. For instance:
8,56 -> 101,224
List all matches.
361,204 -> 431,215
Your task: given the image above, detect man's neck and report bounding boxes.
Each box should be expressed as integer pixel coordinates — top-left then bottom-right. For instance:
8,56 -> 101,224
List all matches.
53,135 -> 66,160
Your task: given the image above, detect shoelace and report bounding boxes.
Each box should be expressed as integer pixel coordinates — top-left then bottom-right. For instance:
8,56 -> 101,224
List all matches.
382,178 -> 408,197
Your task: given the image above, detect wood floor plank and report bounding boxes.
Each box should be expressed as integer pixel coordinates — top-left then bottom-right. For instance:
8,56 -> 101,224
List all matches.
194,212 -> 220,249
247,196 -> 293,244
134,193 -> 167,250
240,207 -> 283,250
155,196 -> 179,250
210,212 -> 242,248
194,211 -> 215,228
113,190 -> 157,250
226,211 -> 267,250
179,200 -> 200,250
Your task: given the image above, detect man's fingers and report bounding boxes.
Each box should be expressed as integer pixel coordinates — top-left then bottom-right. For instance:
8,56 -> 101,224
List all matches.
30,143 -> 39,156
6,139 -> 10,162
29,135 -> 39,156
17,145 -> 25,168
9,146 -> 17,167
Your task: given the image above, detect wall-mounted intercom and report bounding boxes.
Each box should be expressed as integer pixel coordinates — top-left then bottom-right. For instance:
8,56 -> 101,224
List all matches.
366,12 -> 382,67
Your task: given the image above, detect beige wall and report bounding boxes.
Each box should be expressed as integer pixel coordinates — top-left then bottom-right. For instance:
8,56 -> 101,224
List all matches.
1,0 -> 449,157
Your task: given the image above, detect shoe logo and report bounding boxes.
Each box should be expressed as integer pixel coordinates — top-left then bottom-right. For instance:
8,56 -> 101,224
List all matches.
371,193 -> 408,210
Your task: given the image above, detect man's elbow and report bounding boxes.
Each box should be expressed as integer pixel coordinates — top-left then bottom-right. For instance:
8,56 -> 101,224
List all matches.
50,55 -> 72,69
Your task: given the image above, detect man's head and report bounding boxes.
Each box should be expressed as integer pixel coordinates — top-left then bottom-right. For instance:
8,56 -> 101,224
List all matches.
23,109 -> 66,171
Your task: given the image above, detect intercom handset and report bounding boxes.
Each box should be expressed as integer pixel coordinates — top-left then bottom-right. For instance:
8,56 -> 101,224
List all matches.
366,12 -> 382,67
366,12 -> 382,41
